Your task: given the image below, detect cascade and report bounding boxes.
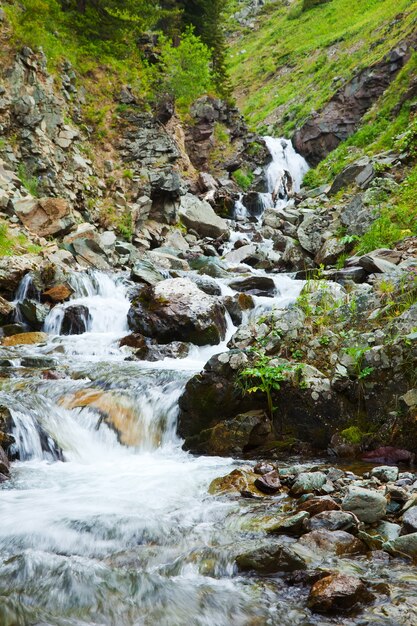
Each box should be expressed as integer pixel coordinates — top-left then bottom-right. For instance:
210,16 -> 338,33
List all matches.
0,139 -> 314,626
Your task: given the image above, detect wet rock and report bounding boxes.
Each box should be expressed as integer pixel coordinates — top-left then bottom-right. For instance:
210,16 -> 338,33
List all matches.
144,341 -> 190,361
266,511 -> 309,535
18,299 -> 50,329
179,193 -> 229,239
291,471 -> 327,496
119,333 -> 148,356
254,461 -> 276,475
14,197 -> 75,237
342,486 -> 387,523
72,238 -> 111,271
208,467 -> 266,497
128,278 -> 227,346
42,284 -> 73,303
187,274 -> 222,296
61,305 -> 91,335
189,255 -> 229,279
0,297 -> 14,324
184,410 -> 272,456
370,465 -> 399,483
402,506 -> 417,534
21,356 -> 57,368
298,530 -> 366,557
306,511 -> 358,533
236,541 -> 308,574
308,574 -> 374,613
254,470 -> 281,494
0,256 -> 40,297
2,331 -> 48,346
297,496 -> 341,516
229,275 -> 276,296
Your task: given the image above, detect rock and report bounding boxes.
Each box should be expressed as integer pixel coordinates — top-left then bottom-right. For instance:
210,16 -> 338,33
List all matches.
297,213 -> 327,255
298,530 -> 366,556
254,461 -> 276,475
342,487 -> 387,523
358,253 -> 400,274
308,574 -> 374,613
187,274 -> 222,296
297,496 -> 341,516
229,275 -> 276,296
291,471 -> 327,495
208,467 -> 266,497
119,333 -> 148,358
0,297 -> 14,322
266,511 -> 309,535
128,278 -> 227,346
18,299 -> 50,329
315,237 -> 348,266
183,410 -> 272,456
0,446 -> 10,476
370,466 -> 399,483
254,470 -> 281,494
402,506 -> 417,534
306,511 -> 358,533
189,255 -> 229,279
293,43 -> 410,164
329,158 -> 375,195
362,446 -> 415,465
179,193 -> 229,239
385,532 -> 417,558
60,305 -> 91,335
131,260 -> 166,286
0,256 -> 39,297
224,243 -> 260,265
72,238 -> 110,270
236,542 -> 308,574
42,284 -> 73,303
2,331 -> 48,346
14,197 -> 74,237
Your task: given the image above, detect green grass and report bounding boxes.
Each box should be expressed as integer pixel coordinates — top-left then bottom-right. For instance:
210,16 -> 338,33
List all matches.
17,163 -> 39,197
355,164 -> 417,253
0,222 -> 41,256
229,0 -> 417,133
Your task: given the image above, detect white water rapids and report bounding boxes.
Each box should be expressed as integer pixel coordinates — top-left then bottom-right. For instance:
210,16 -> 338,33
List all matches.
0,139 -> 327,626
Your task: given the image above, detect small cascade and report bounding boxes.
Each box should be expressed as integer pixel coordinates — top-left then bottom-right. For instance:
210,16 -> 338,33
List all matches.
13,273 -> 38,325
44,271 -> 130,336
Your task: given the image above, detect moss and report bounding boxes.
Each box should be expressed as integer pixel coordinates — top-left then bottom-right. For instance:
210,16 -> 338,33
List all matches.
340,426 -> 367,444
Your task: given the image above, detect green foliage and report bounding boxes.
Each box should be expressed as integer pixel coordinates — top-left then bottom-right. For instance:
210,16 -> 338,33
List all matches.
17,164 -> 39,197
339,426 -> 366,444
154,28 -> 213,109
232,168 -> 254,191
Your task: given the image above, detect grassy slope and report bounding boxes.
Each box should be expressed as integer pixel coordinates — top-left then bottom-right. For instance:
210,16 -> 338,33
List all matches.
229,0 -> 417,253
229,0 -> 417,133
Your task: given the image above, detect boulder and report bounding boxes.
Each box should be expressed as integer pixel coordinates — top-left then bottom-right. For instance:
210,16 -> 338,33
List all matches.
291,471 -> 327,495
179,193 -> 229,239
60,305 -> 91,335
342,487 -> 387,523
42,284 -> 73,303
17,299 -> 50,329
2,331 -> 48,346
71,238 -> 110,270
329,158 -> 375,195
298,530 -> 366,557
362,446 -> 415,465
183,410 -> 272,456
308,574 -> 374,613
0,256 -> 39,297
370,465 -> 399,483
236,542 -> 308,574
128,278 -> 227,346
266,511 -> 309,535
130,260 -> 166,286
385,532 -> 417,558
229,275 -> 276,296
402,506 -> 417,534
208,467 -> 266,497
306,511 -> 358,533
254,469 -> 281,494
14,197 -> 75,237
297,496 -> 341,516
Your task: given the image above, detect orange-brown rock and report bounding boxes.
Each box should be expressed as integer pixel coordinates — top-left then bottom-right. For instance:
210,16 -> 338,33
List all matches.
14,197 -> 74,237
2,331 -> 48,346
43,284 -> 73,302
308,574 -> 374,613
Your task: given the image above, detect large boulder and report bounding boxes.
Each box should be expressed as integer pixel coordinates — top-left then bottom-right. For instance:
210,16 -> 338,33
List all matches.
342,487 -> 387,523
60,305 -> 91,335
178,193 -> 229,239
128,278 -> 227,346
13,197 -> 75,237
2,331 -> 48,346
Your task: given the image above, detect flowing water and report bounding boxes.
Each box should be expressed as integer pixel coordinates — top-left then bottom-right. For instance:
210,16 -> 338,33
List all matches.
1,140 -> 415,626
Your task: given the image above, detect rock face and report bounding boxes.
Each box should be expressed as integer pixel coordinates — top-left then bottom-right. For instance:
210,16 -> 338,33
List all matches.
293,43 -> 411,164
308,574 -> 374,613
14,197 -> 75,237
178,193 -> 229,239
128,278 -> 227,346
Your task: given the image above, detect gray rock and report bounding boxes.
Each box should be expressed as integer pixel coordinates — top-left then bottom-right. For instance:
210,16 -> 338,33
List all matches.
385,532 -> 417,558
131,260 -> 166,286
342,486 -> 387,523
370,465 -> 399,483
298,529 -> 366,557
179,193 -> 229,239
236,541 -> 308,574
402,506 -> 417,534
306,510 -> 358,532
291,471 -> 327,495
